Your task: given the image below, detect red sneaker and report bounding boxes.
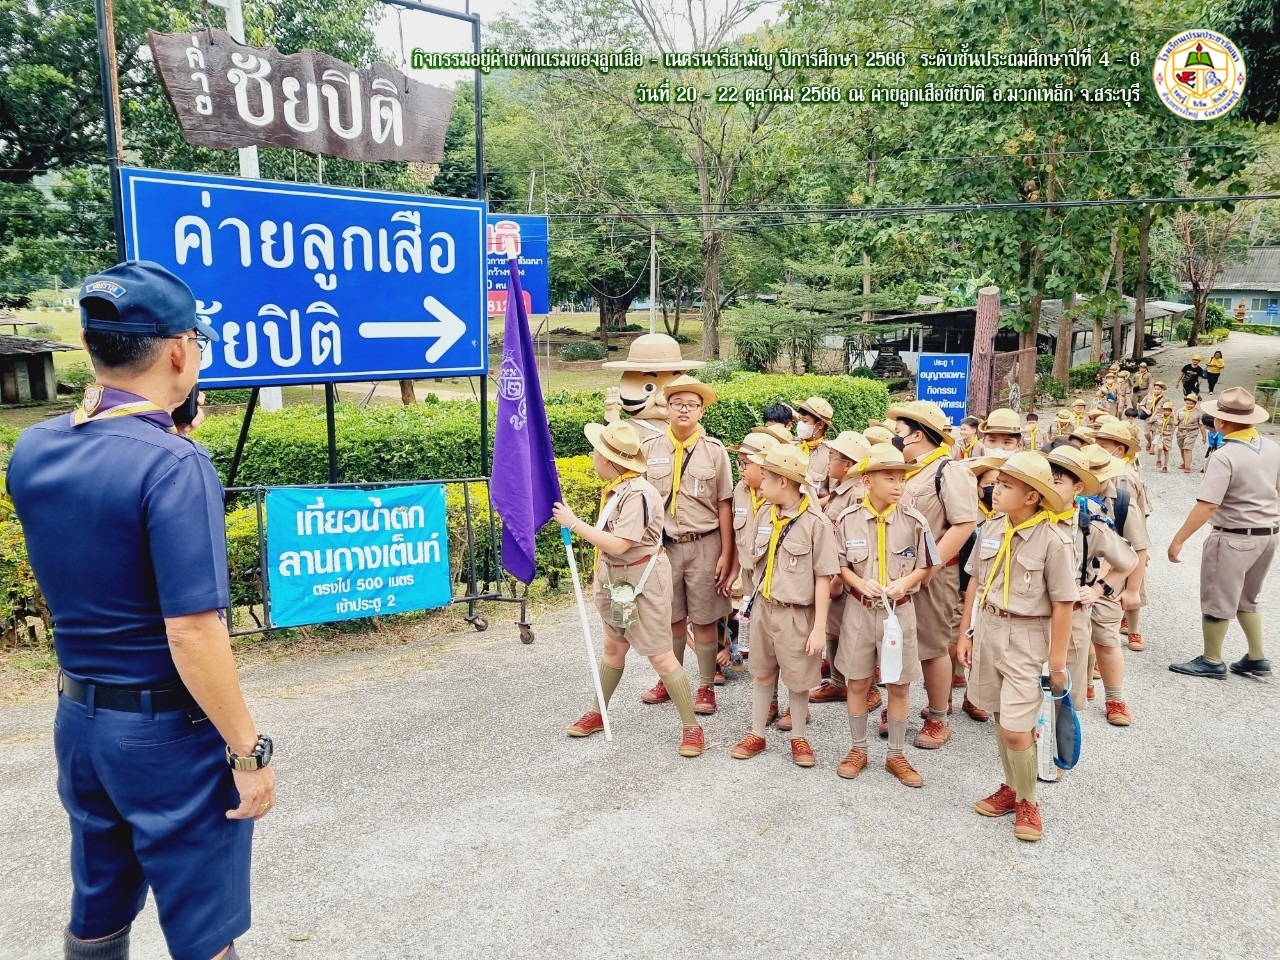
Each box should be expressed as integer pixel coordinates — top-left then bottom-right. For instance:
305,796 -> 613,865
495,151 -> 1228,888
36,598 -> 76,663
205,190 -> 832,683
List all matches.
679,725 -> 705,757
885,754 -> 924,788
878,708 -> 889,738
1086,682 -> 1095,702
567,712 -> 605,738
641,680 -> 670,704
913,717 -> 952,749
777,707 -> 810,732
918,703 -> 954,719
766,697 -> 779,726
837,747 -> 869,779
1127,632 -> 1145,652
809,681 -> 848,704
731,733 -> 766,759
694,685 -> 717,715
1014,800 -> 1043,841
974,784 -> 1017,817
790,737 -> 816,768
1105,700 -> 1132,726
713,670 -> 726,686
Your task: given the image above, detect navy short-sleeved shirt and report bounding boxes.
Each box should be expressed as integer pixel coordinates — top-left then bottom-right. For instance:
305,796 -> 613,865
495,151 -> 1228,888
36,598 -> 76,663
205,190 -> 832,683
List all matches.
6,409 -> 229,687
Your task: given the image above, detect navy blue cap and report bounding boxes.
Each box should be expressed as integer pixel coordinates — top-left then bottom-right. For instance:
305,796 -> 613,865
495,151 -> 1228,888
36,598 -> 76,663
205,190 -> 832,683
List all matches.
80,260 -> 220,342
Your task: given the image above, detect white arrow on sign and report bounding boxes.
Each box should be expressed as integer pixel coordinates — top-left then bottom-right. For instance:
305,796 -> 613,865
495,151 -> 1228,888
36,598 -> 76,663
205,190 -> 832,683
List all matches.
357,296 -> 467,364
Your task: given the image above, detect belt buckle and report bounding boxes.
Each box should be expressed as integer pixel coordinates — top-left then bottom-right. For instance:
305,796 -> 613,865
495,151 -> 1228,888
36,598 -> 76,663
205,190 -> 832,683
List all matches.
871,596 -> 886,610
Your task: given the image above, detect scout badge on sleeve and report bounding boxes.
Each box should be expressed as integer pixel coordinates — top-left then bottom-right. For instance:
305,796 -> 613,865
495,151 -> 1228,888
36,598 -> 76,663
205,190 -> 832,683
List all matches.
880,595 -> 904,684
1036,664 -> 1057,782
605,551 -> 662,630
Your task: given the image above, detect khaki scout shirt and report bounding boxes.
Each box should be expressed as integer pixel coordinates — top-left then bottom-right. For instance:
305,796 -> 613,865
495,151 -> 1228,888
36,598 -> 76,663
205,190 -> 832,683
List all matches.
1121,460 -> 1152,517
731,480 -> 766,569
1198,432 -> 1280,529
1060,505 -> 1137,612
965,514 -> 1078,616
596,476 -> 663,574
904,450 -> 981,547
799,440 -> 833,490
642,430 -> 733,538
823,475 -> 865,524
836,502 -> 938,591
1101,476 -> 1151,552
750,498 -> 840,606
1174,406 -> 1200,441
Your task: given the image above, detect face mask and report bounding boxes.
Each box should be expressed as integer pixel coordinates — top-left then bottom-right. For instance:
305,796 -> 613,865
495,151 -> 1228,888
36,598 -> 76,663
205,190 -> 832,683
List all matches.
796,422 -> 815,440
979,484 -> 995,510
891,435 -> 906,452
982,446 -> 1014,461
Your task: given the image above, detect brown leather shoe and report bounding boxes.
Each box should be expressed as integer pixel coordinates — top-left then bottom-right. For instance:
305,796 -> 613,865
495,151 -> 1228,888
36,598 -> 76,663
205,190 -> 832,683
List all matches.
694,685 -> 717,715
837,747 -> 869,779
679,725 -> 705,757
809,681 -> 848,704
776,707 -> 810,732
913,717 -> 952,749
878,708 -> 889,738
641,680 -> 670,704
952,673 -> 967,689
961,697 -> 989,722
1127,632 -> 1145,651
885,753 -> 924,787
1013,800 -> 1043,841
790,737 -> 816,767
1105,700 -> 1132,726
865,686 -> 883,713
820,658 -> 831,679
766,698 -> 779,726
1086,682 -> 1095,701
974,783 -> 1017,817
713,670 -> 726,686
918,704 -> 954,719
731,733 -> 766,759
567,711 -> 604,738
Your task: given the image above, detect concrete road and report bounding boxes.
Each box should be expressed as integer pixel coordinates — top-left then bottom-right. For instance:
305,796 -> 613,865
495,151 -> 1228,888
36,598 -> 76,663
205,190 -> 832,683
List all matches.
3,335 -> 1278,959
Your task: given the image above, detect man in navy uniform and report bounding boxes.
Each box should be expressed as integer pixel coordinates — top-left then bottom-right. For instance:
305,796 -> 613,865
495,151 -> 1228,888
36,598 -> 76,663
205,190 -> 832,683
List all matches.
6,261 -> 275,960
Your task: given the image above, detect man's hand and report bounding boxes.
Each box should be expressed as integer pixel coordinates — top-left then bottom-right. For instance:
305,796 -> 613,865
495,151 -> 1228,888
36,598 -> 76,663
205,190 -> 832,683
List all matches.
714,553 -> 736,594
227,765 -> 276,821
175,391 -> 206,437
551,501 -> 578,530
805,628 -> 824,657
1168,539 -> 1184,564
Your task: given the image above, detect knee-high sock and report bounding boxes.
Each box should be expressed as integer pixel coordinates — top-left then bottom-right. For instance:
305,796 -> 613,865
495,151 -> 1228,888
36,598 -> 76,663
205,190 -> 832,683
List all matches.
593,663 -> 625,711
789,689 -> 809,739
848,710 -> 868,750
695,639 -> 718,687
1007,744 -> 1039,804
64,926 -> 130,960
661,667 -> 698,727
1237,610 -> 1266,661
672,629 -> 687,664
1127,607 -> 1141,632
826,636 -> 846,686
1203,615 -> 1229,664
752,681 -> 773,737
995,725 -> 1013,786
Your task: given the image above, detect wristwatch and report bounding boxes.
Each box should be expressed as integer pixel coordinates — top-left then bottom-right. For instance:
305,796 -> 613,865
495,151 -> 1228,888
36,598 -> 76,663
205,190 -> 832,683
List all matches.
1099,581 -> 1116,598
226,734 -> 273,771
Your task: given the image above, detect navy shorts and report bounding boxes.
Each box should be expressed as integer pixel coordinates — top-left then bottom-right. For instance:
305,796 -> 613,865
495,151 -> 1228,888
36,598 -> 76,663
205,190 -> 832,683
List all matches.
54,692 -> 253,960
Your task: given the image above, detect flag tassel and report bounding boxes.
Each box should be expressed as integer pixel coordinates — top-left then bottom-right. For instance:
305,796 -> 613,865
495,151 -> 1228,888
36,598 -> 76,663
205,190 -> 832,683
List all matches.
561,526 -> 612,741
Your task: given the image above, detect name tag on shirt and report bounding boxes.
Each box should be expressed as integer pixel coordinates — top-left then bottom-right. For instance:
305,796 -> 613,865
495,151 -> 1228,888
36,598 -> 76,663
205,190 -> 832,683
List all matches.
757,525 -> 772,536
648,457 -> 671,465
845,538 -> 868,548
981,539 -> 1000,550
733,507 -> 747,517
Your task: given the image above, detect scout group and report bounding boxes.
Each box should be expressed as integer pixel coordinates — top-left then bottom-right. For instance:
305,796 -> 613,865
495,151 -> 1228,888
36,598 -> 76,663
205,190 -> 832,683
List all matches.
551,371 -> 1176,845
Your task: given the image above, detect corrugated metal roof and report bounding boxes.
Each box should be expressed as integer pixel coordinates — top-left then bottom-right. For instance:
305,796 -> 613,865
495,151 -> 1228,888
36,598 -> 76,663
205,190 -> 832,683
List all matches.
1213,246 -> 1280,293
0,334 -> 78,356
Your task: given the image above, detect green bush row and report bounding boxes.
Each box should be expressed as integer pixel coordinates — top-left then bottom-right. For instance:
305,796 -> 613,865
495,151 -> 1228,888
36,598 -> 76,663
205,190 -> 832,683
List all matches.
1068,362 -> 1102,389
1236,323 -> 1280,337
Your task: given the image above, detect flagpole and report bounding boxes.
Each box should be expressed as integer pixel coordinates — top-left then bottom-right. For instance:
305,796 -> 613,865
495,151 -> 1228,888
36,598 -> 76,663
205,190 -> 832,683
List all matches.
561,526 -> 612,741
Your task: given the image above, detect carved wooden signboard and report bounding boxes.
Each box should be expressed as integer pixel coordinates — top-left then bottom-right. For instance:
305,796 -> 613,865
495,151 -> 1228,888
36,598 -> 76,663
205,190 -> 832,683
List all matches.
148,28 -> 454,163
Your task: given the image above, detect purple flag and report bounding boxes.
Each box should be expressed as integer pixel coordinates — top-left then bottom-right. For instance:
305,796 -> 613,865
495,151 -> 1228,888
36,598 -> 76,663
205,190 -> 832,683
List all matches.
491,256 -> 562,583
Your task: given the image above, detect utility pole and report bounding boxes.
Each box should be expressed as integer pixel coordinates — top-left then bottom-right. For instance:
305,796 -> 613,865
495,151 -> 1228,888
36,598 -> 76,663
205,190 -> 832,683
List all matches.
94,0 -> 125,262
649,225 -> 657,335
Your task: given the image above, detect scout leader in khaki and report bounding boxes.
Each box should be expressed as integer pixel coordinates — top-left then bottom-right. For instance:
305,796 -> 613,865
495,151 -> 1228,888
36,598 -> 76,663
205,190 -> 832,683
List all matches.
1170,387 -> 1280,680
556,422 -> 706,757
730,445 -> 841,768
888,400 -> 981,749
833,443 -> 940,788
956,452 -> 1078,843
638,376 -> 736,714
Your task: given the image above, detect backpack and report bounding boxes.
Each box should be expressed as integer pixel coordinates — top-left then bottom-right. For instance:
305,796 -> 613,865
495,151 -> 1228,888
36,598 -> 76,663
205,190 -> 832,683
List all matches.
1112,478 -> 1131,538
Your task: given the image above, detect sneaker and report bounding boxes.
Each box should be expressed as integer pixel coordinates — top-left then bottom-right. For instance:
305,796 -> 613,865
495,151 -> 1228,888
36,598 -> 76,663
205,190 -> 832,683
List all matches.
766,698 -> 779,726
1086,682 -> 1095,701
974,784 -> 1017,817
1105,700 -> 1132,726
885,754 -> 924,787
1120,616 -> 1130,633
713,670 -> 726,686
809,680 -> 848,704
730,733 -> 766,759
837,747 -> 869,780
1169,655 -> 1227,679
1013,800 -> 1043,841
567,711 -> 605,738
865,686 -> 883,713
679,725 -> 705,757
776,708 -> 810,732
878,708 -> 889,738
693,685 -> 717,715
641,680 -> 671,704
1229,655 -> 1273,678
1127,632 -> 1145,652
918,704 -> 954,719
961,697 -> 990,722
790,738 -> 816,768
913,717 -> 952,750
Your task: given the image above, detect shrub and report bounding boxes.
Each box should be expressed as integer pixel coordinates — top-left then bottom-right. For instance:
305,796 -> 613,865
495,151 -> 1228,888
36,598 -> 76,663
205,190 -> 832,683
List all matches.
206,388 -> 254,405
672,333 -> 694,344
59,361 -> 95,393
701,373 -> 889,444
1069,362 -> 1102,389
0,425 -> 18,469
1204,302 -> 1230,328
1236,323 -> 1280,336
1202,327 -> 1232,344
1036,374 -> 1067,401
560,341 -> 607,361
700,358 -> 745,382
29,323 -> 55,337
1036,354 -> 1054,374
850,366 -> 875,379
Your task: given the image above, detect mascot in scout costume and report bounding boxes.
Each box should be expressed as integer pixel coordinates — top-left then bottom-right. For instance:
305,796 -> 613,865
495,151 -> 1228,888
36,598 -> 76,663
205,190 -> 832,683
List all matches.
602,333 -> 705,438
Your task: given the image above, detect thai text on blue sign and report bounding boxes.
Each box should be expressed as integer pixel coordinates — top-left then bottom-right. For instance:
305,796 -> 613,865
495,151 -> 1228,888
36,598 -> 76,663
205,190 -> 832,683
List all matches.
119,166 -> 488,388
486,215 -> 550,315
916,353 -> 970,419
264,485 -> 452,629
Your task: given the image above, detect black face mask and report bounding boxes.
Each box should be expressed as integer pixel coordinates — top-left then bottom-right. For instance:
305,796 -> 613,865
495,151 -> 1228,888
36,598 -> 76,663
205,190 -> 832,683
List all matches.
891,435 -> 907,452
979,484 -> 995,510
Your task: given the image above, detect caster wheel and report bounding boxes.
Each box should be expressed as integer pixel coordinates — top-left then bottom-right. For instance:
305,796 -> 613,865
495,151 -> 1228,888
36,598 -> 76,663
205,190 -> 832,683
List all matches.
519,623 -> 534,645
471,616 -> 488,632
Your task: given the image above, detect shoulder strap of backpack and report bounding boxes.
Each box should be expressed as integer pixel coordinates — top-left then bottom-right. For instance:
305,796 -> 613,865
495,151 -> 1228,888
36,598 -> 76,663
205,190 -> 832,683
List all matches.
1114,478 -> 1131,536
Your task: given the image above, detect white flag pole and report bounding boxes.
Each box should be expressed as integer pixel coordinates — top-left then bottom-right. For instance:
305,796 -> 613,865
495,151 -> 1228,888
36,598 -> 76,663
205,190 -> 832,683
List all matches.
560,526 -> 612,741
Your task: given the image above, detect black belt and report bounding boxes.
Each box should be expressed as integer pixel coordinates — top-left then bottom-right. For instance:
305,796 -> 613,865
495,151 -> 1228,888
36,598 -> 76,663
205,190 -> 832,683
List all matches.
1213,526 -> 1279,536
664,530 -> 713,544
58,672 -> 197,714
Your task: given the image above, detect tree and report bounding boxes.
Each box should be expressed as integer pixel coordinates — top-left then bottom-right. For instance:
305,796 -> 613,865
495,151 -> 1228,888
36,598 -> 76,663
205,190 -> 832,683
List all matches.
1166,207 -> 1251,345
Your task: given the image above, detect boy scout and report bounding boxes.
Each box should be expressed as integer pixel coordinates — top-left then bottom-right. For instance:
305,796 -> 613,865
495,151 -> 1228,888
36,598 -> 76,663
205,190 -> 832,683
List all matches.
1116,369 -> 1133,417
978,408 -> 1025,458
1071,398 -> 1087,426
1153,400 -> 1176,471
1175,394 -> 1201,473
556,422 -> 705,757
1023,412 -> 1040,451
889,400 -> 981,747
793,395 -> 836,491
1092,421 -> 1153,652
956,452 -> 1077,842
728,430 -> 780,714
1142,381 -> 1168,451
835,444 -> 939,787
1053,409 -> 1074,439
639,376 -> 736,714
731,445 -> 840,767
956,416 -> 981,459
1170,387 -> 1280,680
1132,362 -> 1151,408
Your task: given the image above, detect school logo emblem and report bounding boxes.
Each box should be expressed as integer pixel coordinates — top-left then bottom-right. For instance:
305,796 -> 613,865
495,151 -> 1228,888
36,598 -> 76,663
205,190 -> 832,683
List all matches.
498,351 -> 526,431
1153,30 -> 1246,121
82,385 -> 103,415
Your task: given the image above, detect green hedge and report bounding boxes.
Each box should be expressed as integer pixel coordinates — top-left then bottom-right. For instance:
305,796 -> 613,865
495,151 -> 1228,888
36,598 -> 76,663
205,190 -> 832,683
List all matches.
1237,323 -> 1280,336
1069,362 -> 1102,389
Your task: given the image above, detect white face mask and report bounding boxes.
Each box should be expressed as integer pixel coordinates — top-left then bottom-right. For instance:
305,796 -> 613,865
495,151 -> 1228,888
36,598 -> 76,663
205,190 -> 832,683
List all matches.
982,445 -> 1014,461
796,421 -> 815,440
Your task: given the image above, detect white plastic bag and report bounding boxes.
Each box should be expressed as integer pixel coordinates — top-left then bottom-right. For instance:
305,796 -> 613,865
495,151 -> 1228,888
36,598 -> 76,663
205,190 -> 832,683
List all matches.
880,598 -> 904,684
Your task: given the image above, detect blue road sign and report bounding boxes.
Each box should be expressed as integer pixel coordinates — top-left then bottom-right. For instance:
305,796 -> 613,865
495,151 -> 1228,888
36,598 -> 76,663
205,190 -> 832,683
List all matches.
916,353 -> 970,420
119,167 -> 488,388
486,215 -> 550,315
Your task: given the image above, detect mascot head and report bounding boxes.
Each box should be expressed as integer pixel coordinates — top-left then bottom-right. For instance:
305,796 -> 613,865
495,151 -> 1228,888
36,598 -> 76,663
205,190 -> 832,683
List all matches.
602,333 -> 705,421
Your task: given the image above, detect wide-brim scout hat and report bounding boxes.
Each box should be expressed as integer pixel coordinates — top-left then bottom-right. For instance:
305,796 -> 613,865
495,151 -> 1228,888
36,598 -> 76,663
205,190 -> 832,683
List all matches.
1072,398 -> 1086,407
966,455 -> 1008,478
885,399 -> 954,445
1202,385 -> 1270,424
584,421 -> 647,473
1054,409 -> 1073,424
1068,424 -> 1097,445
1079,444 -> 1126,484
979,407 -> 1023,436
856,442 -> 909,474
997,451 -> 1066,514
601,333 -> 705,371
1046,445 -> 1101,497
664,375 -> 717,407
1161,400 -> 1176,410
1094,420 -> 1140,454
1153,380 -> 1166,388
1184,394 -> 1200,403
868,417 -> 896,432
1117,370 -> 1131,379
794,395 -> 834,424
749,444 -> 810,486
824,430 -> 871,464
729,432 -> 780,456
863,424 -> 895,445
750,423 -> 793,444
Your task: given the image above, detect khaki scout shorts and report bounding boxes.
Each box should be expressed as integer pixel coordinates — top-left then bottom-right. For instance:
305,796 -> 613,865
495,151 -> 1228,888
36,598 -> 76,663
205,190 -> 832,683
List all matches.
748,599 -> 821,692
1178,432 -> 1198,452
1089,597 -> 1125,647
593,555 -> 673,658
835,596 -> 923,686
1201,530 -> 1278,620
1066,607 -> 1091,710
914,562 -> 962,661
667,531 -> 732,626
969,606 -> 1050,733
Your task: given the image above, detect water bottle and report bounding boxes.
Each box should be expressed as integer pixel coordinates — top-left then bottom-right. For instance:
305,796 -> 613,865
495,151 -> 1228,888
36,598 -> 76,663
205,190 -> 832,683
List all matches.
1036,663 -> 1057,782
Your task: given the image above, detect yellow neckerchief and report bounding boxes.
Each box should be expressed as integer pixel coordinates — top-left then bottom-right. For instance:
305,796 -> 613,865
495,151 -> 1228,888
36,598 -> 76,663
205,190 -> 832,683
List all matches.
1072,412 -> 1083,427
1050,504 -> 1076,525
70,392 -> 172,429
749,486 -> 766,516
1148,391 -> 1164,410
980,510 -> 1050,608
978,501 -> 994,519
1224,427 -> 1262,452
860,497 -> 897,585
666,425 -> 703,517
1055,420 -> 1071,437
593,471 -> 641,571
1180,406 -> 1196,425
1027,426 -> 1039,448
760,495 -> 810,599
1159,414 -> 1172,432
1135,371 -> 1148,388
904,444 -> 948,480
961,437 -> 978,458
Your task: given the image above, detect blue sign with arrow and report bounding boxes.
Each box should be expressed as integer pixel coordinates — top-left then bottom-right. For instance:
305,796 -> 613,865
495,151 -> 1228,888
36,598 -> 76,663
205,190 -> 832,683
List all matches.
119,167 -> 488,387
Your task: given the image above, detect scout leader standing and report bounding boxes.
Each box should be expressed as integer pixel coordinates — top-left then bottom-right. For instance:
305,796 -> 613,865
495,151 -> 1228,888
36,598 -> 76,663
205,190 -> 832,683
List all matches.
1170,387 -> 1280,680
956,452 -> 1078,842
888,400 -> 981,748
1092,420 -> 1153,652
834,444 -> 939,788
730,445 -> 840,767
1175,393 -> 1202,473
638,376 -> 736,714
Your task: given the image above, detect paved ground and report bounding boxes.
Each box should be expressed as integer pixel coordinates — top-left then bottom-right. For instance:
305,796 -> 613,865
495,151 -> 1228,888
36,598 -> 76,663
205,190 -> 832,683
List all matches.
2,333 -> 1278,960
